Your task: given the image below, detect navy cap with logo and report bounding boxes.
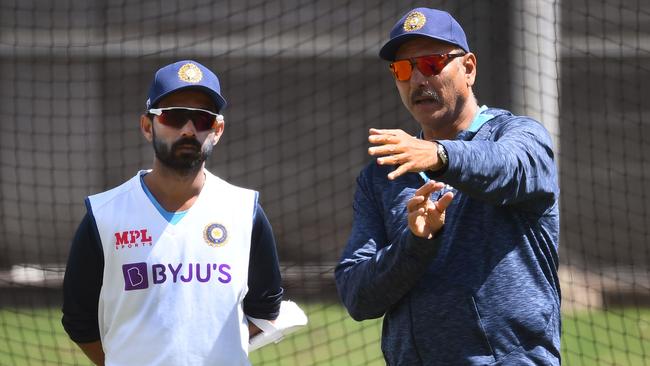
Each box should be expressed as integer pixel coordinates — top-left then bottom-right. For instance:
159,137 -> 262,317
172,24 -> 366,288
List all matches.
145,60 -> 227,112
379,8 -> 470,61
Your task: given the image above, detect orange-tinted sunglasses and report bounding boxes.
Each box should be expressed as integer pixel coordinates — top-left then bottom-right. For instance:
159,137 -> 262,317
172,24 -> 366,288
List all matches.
389,53 -> 466,81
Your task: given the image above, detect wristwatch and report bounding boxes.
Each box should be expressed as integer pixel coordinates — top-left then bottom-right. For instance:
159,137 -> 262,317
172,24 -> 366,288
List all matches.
436,142 -> 448,169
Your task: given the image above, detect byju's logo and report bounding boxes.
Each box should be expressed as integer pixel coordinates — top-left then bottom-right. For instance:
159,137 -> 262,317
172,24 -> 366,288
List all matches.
120,262 -> 232,292
122,262 -> 149,291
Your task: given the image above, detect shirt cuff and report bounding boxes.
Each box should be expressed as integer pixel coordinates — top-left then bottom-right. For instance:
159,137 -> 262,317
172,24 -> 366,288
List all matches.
403,228 -> 445,259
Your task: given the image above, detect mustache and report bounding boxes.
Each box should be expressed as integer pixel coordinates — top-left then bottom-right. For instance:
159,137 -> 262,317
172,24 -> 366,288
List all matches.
411,88 -> 440,103
171,138 -> 201,151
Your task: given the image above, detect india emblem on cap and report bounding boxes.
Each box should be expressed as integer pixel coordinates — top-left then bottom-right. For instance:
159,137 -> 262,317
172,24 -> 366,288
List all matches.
403,11 -> 426,32
178,62 -> 203,83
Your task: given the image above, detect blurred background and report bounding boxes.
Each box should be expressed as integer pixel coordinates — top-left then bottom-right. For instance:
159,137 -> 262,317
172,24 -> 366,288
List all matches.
0,0 -> 649,364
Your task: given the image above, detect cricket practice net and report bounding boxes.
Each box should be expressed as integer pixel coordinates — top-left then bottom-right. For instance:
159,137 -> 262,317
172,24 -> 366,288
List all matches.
1,0 -> 649,364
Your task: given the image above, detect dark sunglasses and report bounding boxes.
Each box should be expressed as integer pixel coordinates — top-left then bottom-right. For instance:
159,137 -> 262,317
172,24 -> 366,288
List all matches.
148,107 -> 223,132
389,53 -> 466,81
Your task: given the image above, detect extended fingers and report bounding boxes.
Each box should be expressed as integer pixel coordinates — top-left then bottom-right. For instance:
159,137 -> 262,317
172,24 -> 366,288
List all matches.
406,195 -> 427,212
368,134 -> 400,146
414,180 -> 445,196
376,153 -> 408,166
407,181 -> 446,210
369,128 -> 408,136
433,191 -> 454,213
387,163 -> 414,180
368,144 -> 401,157
368,129 -> 410,151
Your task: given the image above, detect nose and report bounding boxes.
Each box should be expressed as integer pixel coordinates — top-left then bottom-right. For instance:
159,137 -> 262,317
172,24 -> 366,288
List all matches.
409,63 -> 429,86
178,119 -> 197,136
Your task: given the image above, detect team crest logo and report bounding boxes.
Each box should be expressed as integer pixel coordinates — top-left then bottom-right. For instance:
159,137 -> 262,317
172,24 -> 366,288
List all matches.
403,11 -> 426,32
204,223 -> 228,247
178,63 -> 203,83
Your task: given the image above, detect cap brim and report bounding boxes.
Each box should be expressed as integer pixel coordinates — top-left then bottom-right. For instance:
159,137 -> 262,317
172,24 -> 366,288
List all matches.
379,33 -> 466,61
150,85 -> 227,111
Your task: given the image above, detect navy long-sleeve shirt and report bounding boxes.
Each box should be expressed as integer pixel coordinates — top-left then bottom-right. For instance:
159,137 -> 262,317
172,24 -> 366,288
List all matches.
62,201 -> 283,343
335,108 -> 560,365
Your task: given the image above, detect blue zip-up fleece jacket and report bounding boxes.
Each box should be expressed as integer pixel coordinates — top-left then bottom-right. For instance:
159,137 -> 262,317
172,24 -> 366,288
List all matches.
335,108 -> 560,365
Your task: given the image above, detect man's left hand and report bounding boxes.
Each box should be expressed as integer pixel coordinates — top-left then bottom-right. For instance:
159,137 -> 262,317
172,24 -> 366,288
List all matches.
407,180 -> 454,239
368,128 -> 440,180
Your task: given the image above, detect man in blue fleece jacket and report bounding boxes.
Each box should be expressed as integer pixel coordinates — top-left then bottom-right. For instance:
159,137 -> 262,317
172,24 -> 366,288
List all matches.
335,8 -> 560,365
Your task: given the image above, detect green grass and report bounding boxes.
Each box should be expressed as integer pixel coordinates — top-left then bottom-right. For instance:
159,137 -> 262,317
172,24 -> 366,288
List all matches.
249,303 -> 384,366
1,305 -> 649,365
562,308 -> 650,366
0,307 -> 86,365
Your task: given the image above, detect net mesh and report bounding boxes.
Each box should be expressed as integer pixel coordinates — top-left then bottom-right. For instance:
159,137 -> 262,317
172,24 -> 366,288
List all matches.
1,0 -> 649,365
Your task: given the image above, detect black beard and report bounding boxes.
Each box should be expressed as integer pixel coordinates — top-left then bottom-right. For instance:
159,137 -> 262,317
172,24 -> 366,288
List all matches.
152,126 -> 213,176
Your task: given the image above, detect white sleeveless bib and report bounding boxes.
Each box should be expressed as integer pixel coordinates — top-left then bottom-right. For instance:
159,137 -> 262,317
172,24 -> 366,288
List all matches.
88,170 -> 255,366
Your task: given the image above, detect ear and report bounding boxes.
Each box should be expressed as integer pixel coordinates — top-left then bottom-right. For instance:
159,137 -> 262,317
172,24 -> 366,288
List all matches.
462,52 -> 477,87
141,114 -> 153,142
211,118 -> 225,145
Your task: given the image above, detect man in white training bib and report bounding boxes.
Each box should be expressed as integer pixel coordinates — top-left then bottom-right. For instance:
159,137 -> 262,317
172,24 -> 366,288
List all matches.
62,60 -> 284,366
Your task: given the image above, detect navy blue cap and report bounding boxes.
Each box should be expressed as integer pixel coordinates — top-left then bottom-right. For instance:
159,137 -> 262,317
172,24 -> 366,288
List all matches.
146,60 -> 227,111
379,8 -> 470,61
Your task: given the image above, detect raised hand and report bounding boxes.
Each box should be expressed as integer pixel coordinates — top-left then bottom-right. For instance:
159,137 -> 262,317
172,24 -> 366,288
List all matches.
368,128 -> 442,180
407,180 -> 454,239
